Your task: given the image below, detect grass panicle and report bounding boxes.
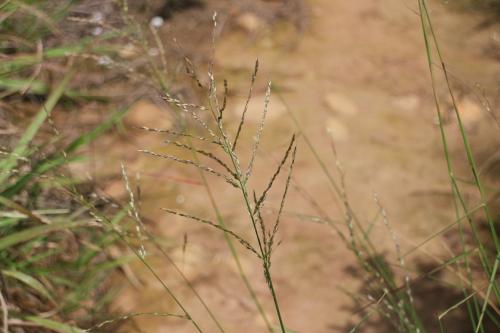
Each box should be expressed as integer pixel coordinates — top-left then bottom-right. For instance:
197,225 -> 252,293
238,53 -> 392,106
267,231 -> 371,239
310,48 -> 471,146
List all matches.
143,49 -> 297,332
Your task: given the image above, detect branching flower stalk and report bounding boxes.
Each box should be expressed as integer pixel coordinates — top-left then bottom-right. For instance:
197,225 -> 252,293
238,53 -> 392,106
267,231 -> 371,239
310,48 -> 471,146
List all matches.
142,59 -> 297,333
206,73 -> 294,333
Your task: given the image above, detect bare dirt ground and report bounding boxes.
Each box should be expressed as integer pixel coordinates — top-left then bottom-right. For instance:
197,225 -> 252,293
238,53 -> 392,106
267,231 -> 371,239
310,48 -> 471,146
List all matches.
81,0 -> 499,332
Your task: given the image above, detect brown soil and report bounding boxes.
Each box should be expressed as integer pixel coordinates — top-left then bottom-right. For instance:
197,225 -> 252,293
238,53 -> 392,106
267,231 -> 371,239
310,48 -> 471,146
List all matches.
80,0 -> 499,332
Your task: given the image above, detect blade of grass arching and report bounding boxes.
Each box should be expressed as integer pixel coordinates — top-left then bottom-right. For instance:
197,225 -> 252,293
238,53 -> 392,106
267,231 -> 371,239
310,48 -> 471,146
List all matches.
0,68 -> 74,187
187,138 -> 275,333
418,0 -> 498,308
1,107 -> 129,198
2,269 -> 54,303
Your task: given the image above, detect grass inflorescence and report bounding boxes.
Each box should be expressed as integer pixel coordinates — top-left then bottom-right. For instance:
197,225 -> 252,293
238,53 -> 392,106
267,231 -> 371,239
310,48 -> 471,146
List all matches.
141,50 -> 298,331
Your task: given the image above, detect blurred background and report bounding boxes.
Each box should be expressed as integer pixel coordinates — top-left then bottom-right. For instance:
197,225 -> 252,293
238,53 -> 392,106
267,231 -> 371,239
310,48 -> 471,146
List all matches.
1,1 -> 499,332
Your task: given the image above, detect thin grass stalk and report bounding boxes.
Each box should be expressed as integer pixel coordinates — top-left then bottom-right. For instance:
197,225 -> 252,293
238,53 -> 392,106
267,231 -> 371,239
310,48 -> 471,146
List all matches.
417,2 -> 492,330
475,255 -> 499,333
417,0 -> 499,322
421,1 -> 499,254
418,0 -> 498,280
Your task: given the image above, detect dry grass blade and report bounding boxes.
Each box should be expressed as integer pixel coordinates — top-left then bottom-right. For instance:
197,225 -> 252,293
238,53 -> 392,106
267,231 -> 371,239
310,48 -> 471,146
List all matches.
254,134 -> 296,215
233,59 -> 259,152
162,208 -> 261,258
139,149 -> 239,188
165,139 -> 236,178
246,81 -> 271,180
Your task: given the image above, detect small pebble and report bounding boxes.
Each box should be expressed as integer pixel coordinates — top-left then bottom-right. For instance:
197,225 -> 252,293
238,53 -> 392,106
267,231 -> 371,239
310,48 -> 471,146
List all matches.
150,16 -> 164,28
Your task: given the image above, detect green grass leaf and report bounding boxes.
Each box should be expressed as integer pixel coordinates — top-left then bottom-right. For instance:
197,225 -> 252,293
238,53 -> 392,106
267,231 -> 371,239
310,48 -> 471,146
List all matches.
0,220 -> 86,251
0,68 -> 75,187
1,107 -> 129,198
2,269 -> 54,302
25,316 -> 85,333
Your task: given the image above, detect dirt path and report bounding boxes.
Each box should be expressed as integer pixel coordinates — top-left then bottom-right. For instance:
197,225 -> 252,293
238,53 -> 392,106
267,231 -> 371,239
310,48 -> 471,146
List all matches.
103,1 -> 500,332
